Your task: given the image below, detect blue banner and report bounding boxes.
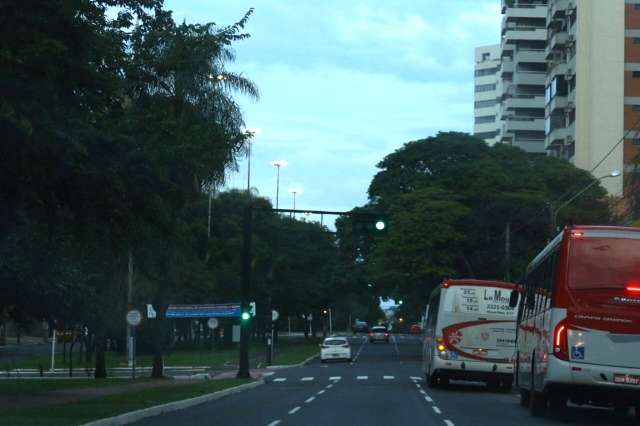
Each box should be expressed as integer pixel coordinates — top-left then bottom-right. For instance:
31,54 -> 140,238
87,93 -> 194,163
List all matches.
166,304 -> 241,318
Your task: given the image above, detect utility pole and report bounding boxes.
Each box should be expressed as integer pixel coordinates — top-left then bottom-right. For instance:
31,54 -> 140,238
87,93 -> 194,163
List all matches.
504,222 -> 511,282
127,250 -> 133,368
547,202 -> 555,242
237,204 -> 253,379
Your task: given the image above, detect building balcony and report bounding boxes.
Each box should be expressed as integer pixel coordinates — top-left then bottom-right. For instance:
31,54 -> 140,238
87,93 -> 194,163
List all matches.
514,139 -> 546,154
514,71 -> 547,86
501,58 -> 515,76
515,49 -> 546,63
545,126 -> 569,149
547,59 -> 567,79
503,117 -> 545,132
504,4 -> 548,19
504,95 -> 545,109
503,27 -> 547,42
545,32 -> 568,58
548,0 -> 575,21
546,95 -> 568,114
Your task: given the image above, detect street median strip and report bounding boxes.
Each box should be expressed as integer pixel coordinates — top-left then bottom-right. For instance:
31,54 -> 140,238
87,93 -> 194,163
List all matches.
80,379 -> 264,426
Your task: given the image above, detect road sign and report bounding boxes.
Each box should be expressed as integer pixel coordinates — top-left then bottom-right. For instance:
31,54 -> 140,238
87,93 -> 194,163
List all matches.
207,318 -> 219,329
147,304 -> 156,319
272,310 -> 279,322
126,309 -> 142,327
165,303 -> 240,318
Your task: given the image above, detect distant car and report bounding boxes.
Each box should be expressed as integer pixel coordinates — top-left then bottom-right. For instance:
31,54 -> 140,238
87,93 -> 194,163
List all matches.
320,337 -> 352,362
410,323 -> 422,334
369,326 -> 390,343
352,321 -> 369,334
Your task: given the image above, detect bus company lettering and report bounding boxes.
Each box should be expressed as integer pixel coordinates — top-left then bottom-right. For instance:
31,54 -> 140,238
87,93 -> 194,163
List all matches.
483,289 -> 510,304
574,314 -> 632,324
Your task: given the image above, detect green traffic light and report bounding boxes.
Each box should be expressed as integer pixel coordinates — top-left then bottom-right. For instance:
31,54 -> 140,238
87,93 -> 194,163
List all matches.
375,220 -> 386,231
241,312 -> 251,321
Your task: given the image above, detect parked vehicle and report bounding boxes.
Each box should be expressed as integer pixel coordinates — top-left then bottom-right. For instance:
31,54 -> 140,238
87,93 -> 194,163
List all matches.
410,323 -> 423,334
422,278 -> 517,390
320,337 -> 352,362
369,326 -> 390,343
512,226 -> 640,417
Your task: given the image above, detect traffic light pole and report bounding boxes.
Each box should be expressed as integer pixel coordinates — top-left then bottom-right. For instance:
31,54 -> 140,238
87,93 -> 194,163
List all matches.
237,204 -> 253,379
237,206 -> 385,379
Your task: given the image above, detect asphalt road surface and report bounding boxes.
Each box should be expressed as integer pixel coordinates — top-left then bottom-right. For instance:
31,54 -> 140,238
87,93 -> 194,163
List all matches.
133,334 -> 639,426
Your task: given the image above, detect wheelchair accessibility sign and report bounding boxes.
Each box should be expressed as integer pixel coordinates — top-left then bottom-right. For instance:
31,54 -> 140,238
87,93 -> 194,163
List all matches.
571,346 -> 585,360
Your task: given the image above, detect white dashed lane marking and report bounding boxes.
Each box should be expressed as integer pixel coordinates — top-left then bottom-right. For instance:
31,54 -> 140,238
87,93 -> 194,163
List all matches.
410,376 -> 423,381
425,396 -> 433,403
433,406 -> 441,414
273,378 -> 286,382
329,376 -> 341,381
326,384 -> 333,389
317,390 -> 325,395
305,396 -> 315,403
289,407 -> 301,415
444,420 -> 455,426
266,421 -> 281,426
356,376 -> 368,380
301,377 -> 314,382
383,375 -> 394,380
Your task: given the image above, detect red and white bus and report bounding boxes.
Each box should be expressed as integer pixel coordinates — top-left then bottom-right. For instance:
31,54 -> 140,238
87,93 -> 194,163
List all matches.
422,279 -> 518,389
512,225 -> 640,417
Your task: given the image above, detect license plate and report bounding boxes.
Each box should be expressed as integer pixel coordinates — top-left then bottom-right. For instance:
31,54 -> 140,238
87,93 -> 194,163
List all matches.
614,374 -> 640,385
332,354 -> 339,358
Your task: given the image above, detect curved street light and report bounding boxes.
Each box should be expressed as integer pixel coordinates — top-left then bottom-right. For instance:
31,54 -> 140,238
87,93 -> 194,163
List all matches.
551,169 -> 621,234
288,187 -> 303,217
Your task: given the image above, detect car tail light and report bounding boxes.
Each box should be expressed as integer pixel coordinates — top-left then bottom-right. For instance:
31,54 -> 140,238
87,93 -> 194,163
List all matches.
553,319 -> 569,361
384,333 -> 389,337
626,285 -> 640,293
369,332 -> 373,336
570,231 -> 583,238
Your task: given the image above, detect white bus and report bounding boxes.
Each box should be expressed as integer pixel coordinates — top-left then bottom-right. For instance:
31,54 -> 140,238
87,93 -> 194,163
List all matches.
512,226 -> 640,418
422,278 -> 517,390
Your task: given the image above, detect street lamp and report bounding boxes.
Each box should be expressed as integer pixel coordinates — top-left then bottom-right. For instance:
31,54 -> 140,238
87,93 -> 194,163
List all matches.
270,160 -> 288,209
288,187 -> 303,216
551,169 -> 621,234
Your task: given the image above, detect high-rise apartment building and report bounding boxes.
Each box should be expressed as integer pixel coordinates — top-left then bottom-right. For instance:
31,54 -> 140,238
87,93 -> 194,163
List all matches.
498,0 -> 549,154
544,0 -> 639,196
474,45 -> 502,145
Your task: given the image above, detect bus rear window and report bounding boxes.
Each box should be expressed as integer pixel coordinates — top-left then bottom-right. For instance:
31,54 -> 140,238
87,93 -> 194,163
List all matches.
569,234 -> 640,290
442,286 -> 516,317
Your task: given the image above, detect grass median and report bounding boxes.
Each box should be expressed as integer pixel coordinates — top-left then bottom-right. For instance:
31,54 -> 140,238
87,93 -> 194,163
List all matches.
273,338 -> 320,365
0,378 -> 253,426
0,378 -> 142,396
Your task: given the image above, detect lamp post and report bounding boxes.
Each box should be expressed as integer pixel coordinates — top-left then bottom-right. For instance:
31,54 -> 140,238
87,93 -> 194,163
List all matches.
270,160 -> 288,209
550,170 -> 621,236
288,187 -> 303,217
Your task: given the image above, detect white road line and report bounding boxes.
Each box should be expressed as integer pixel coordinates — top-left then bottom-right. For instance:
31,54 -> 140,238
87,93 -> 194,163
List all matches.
301,377 -> 314,381
317,390 -> 325,395
357,375 -> 368,380
326,384 -> 333,389
432,406 -> 441,414
410,376 -> 422,381
266,421 -> 281,426
419,389 -> 426,395
263,372 -> 275,377
305,396 -> 315,403
383,375 -> 394,380
289,407 -> 301,415
415,383 -> 421,388
273,378 -> 286,382
425,396 -> 433,403
329,376 -> 341,381
444,420 -> 455,426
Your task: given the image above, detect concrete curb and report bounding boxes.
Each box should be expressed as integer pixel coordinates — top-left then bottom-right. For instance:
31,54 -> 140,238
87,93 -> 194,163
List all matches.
267,352 -> 318,369
79,379 -> 265,426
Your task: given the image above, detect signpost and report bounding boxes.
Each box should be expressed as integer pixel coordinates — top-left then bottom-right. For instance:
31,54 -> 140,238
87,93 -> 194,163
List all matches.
207,318 -> 219,352
126,309 -> 142,379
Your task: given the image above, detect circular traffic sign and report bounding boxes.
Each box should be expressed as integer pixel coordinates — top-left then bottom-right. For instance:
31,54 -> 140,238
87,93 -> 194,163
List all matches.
207,318 -> 219,329
272,310 -> 279,322
126,309 -> 142,327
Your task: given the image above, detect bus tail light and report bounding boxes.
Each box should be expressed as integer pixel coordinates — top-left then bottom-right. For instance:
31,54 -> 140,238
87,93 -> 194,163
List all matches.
553,320 -> 569,361
626,285 -> 640,293
436,336 -> 446,352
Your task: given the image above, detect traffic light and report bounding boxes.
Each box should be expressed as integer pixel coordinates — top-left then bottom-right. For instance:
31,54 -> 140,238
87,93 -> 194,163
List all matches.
241,311 -> 251,321
351,215 -> 388,234
249,302 -> 256,317
374,218 -> 386,232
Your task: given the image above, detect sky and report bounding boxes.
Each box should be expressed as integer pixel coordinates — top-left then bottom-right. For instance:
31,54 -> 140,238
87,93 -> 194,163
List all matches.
164,0 -> 502,225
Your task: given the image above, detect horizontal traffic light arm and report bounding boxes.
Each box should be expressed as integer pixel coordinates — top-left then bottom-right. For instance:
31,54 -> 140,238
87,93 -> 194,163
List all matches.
255,207 -> 385,218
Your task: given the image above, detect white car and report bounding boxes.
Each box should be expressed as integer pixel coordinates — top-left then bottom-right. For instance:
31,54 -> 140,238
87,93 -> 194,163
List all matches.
320,337 -> 352,362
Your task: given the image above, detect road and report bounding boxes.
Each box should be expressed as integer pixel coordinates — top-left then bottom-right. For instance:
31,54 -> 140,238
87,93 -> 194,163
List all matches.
133,334 -> 638,426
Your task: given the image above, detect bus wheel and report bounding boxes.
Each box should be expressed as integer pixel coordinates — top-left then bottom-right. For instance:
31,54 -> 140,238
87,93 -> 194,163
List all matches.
439,375 -> 449,387
548,392 -> 566,415
427,372 -> 438,388
529,364 -> 547,417
501,378 -> 513,392
519,388 -> 530,407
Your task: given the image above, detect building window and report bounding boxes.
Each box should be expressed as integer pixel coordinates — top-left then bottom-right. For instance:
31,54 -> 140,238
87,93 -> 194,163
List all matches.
632,105 -> 640,112
475,68 -> 498,77
633,71 -> 640,78
631,139 -> 640,146
482,53 -> 490,61
635,4 -> 640,10
474,99 -> 496,108
475,115 -> 496,124
634,38 -> 640,44
475,83 -> 497,93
